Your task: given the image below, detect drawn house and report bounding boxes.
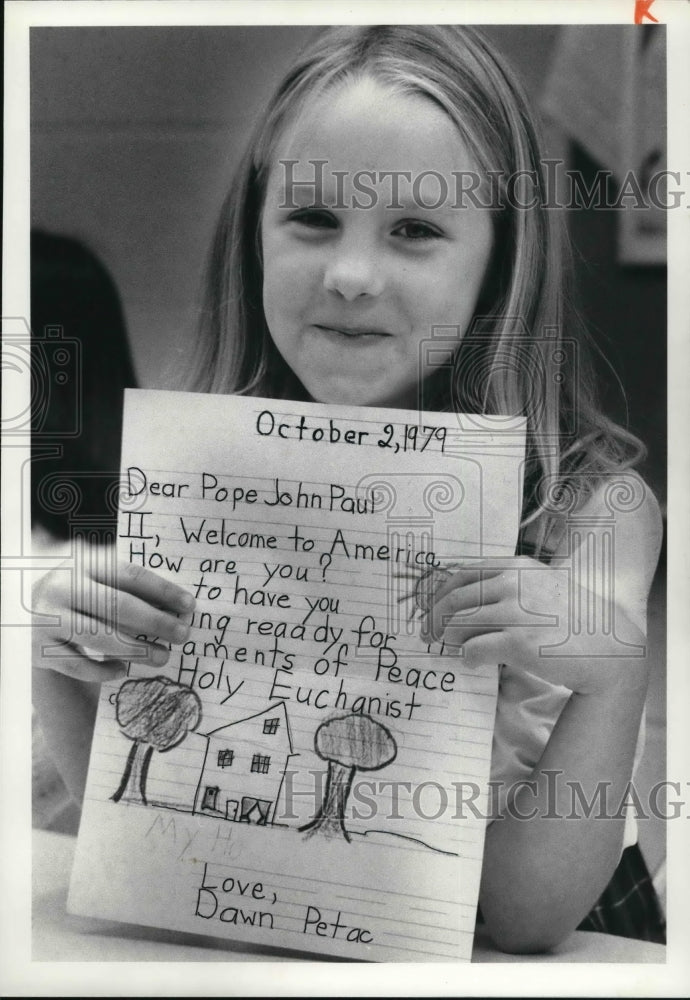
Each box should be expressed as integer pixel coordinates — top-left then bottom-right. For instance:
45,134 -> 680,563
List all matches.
193,703 -> 295,826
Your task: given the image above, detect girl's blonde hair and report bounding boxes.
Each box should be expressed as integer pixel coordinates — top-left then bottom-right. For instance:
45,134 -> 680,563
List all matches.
186,25 -> 645,556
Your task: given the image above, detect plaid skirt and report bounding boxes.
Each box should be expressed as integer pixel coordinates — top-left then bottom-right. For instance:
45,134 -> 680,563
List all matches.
576,843 -> 666,944
477,843 -> 666,946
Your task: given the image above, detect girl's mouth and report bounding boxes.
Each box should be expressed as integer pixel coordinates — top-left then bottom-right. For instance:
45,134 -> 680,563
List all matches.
313,324 -> 391,339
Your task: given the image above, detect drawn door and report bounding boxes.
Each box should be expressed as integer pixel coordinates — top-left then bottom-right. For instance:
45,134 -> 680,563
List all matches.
240,797 -> 272,825
225,798 -> 239,821
201,785 -> 219,812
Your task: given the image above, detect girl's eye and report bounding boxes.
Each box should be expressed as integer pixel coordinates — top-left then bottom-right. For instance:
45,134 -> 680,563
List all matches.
393,220 -> 443,241
288,208 -> 337,230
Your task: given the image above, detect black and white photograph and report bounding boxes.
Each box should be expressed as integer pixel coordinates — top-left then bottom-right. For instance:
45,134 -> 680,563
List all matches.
2,0 -> 688,995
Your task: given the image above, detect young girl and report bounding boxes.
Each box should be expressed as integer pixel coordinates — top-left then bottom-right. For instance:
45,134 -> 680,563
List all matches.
32,25 -> 665,953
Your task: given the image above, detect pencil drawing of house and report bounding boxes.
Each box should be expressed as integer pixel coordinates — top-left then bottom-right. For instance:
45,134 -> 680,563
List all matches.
192,702 -> 295,826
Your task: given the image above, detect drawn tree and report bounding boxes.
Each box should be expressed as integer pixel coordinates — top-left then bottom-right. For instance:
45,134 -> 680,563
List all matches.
111,676 -> 202,806
300,713 -> 397,843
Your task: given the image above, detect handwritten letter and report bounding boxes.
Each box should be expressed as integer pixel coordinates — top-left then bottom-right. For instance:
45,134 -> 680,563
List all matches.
68,389 -> 525,962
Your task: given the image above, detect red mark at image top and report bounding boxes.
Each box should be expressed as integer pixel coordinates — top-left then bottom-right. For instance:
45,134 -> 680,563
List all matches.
634,0 -> 659,24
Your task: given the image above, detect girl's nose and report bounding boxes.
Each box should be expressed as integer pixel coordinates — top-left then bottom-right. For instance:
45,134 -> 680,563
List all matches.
323,248 -> 384,301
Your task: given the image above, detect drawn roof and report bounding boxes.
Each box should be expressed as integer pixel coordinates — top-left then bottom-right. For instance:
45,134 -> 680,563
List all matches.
204,701 -> 294,754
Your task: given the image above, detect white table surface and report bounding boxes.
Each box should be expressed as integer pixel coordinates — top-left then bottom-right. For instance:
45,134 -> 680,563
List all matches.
33,829 -> 666,964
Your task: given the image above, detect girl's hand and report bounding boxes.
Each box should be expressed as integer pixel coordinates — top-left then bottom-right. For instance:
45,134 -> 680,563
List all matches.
32,547 -> 195,683
420,556 -> 648,696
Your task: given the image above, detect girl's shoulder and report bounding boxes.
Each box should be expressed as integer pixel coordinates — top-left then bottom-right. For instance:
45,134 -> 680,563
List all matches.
558,470 -> 663,555
523,471 -> 662,561
550,470 -> 663,630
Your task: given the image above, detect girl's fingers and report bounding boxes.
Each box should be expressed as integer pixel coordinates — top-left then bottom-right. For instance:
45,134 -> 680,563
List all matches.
437,610 -> 505,650
39,652 -> 130,684
36,608 -> 172,666
424,576 -> 504,642
460,632 -> 507,669
32,626 -> 131,682
71,581 -> 190,646
115,561 -> 195,614
442,622 -> 501,650
86,554 -> 194,615
32,549 -> 193,686
431,564 -> 504,605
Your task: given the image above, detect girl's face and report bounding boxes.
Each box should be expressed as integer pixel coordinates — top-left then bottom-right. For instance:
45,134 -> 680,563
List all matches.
260,77 -> 493,409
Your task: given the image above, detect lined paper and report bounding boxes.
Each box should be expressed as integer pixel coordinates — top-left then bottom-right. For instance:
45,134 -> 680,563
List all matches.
68,389 -> 525,962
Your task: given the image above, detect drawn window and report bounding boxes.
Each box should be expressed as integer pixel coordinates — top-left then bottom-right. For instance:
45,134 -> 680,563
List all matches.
263,718 -> 279,735
217,749 -> 234,768
251,754 -> 271,774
